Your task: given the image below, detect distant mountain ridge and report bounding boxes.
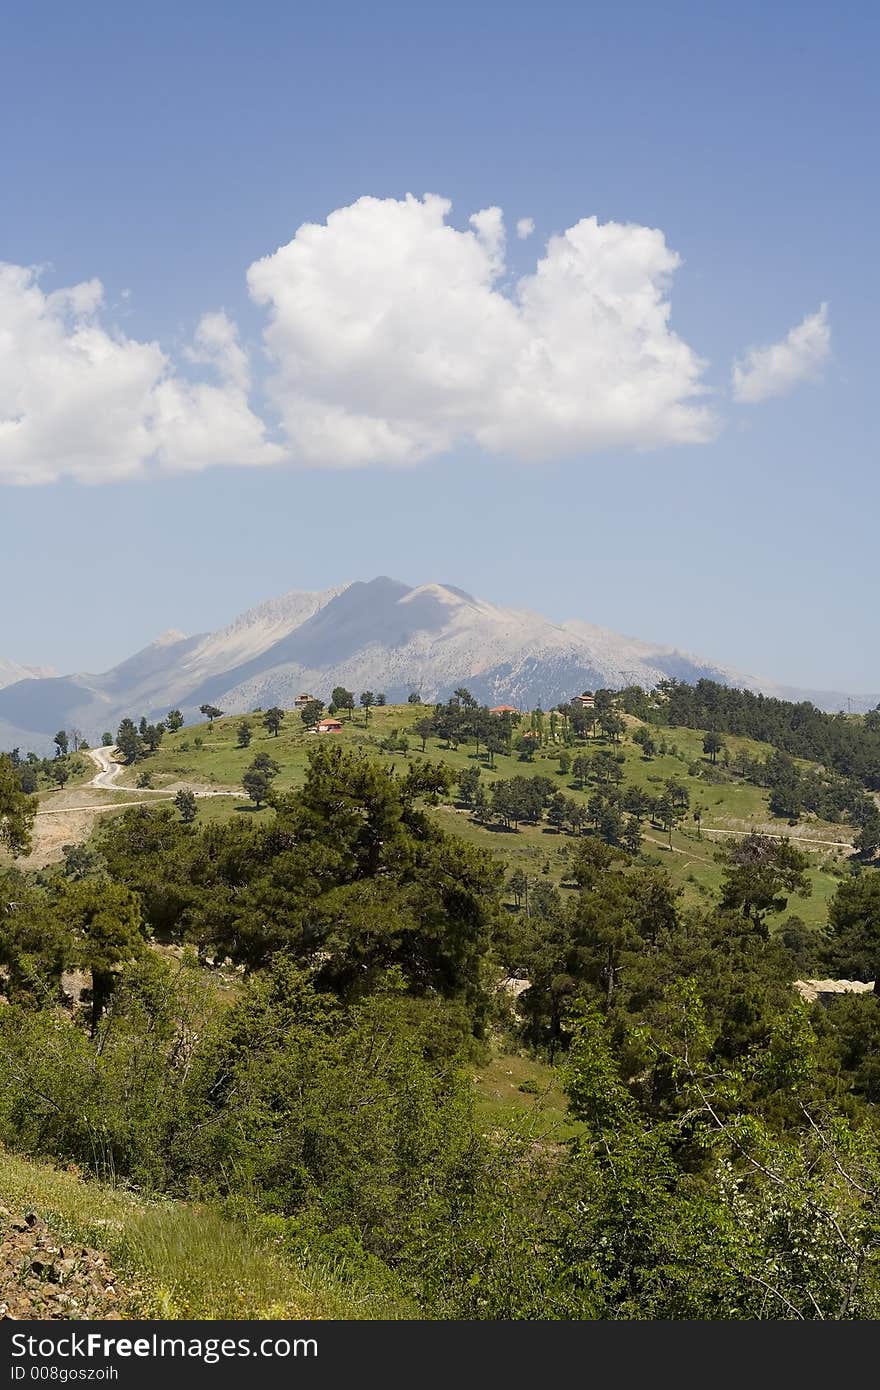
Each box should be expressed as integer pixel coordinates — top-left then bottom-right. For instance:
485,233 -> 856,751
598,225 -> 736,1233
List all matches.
1,577 -> 877,753
0,657 -> 55,691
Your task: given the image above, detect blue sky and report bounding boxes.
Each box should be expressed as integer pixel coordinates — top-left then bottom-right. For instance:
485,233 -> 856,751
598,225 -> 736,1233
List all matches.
1,0 -> 877,692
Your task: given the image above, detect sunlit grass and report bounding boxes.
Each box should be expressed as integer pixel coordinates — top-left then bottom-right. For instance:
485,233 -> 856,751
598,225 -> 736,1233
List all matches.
0,1149 -> 405,1320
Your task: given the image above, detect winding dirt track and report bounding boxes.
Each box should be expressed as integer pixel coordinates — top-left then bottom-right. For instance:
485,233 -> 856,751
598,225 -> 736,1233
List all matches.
86,743 -> 127,790
22,747 -> 239,867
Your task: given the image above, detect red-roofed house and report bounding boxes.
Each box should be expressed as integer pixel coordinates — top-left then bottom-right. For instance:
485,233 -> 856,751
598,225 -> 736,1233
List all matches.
317,718 -> 343,733
490,704 -> 520,715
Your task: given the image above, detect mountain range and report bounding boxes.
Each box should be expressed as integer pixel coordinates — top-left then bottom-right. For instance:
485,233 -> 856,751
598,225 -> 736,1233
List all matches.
0,577 -> 876,753
0,657 -> 55,689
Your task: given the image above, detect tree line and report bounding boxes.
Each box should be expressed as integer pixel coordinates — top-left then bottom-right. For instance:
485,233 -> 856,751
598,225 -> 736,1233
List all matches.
638,677 -> 880,791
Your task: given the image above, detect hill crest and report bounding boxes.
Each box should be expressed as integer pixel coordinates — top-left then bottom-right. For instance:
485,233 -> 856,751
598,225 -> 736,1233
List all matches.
1,576 -> 876,751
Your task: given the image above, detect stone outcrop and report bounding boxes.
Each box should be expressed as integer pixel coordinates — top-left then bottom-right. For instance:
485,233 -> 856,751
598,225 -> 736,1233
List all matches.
0,1205 -> 132,1319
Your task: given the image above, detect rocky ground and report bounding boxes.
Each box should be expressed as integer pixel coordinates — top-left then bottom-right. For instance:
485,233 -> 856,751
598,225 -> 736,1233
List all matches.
0,1205 -> 134,1319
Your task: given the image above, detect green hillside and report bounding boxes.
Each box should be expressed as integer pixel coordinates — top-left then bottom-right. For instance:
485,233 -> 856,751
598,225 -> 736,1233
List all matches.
113,699 -> 857,930
4,685 -> 880,1320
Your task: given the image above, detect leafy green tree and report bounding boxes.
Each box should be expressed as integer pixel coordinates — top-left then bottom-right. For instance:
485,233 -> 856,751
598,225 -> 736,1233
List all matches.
116,718 -> 144,763
263,706 -> 285,737
250,750 -> 280,776
473,783 -> 491,825
623,816 -> 643,856
237,720 -> 252,748
593,749 -> 624,785
332,688 -> 355,720
702,731 -> 724,764
633,725 -> 656,758
551,997 -> 880,1319
242,766 -> 273,808
62,843 -> 101,880
654,792 -> 687,848
597,802 -> 624,847
485,734 -> 506,769
407,692 -> 421,704
360,691 -> 375,721
413,718 -> 433,752
241,750 -> 280,808
174,789 -> 198,824
0,754 -> 36,858
54,730 -> 69,757
854,810 -> 880,861
102,731 -> 113,746
457,765 -> 481,807
379,728 -> 410,755
599,712 -> 626,743
507,869 -> 528,909
49,758 -> 71,789
0,867 -> 70,999
453,687 -> 477,708
622,785 -> 651,821
768,751 -> 804,820
199,704 -> 223,724
665,778 -> 690,809
546,791 -> 569,832
572,754 -> 591,789
141,722 -> 165,752
376,693 -> 387,707
166,709 -> 185,732
515,734 -> 536,762
300,698 -> 325,729
718,832 -> 812,932
59,879 -> 146,1032
16,763 -> 38,795
822,874 -> 880,983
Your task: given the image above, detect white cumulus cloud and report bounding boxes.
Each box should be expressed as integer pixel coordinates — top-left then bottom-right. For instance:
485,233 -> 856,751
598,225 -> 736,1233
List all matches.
0,266 -> 282,484
732,304 -> 830,404
185,310 -> 251,392
247,193 -> 716,467
2,194 -> 828,487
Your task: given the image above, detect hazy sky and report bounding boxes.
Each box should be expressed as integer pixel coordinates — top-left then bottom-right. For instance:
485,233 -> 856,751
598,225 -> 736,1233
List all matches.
2,1 -> 877,691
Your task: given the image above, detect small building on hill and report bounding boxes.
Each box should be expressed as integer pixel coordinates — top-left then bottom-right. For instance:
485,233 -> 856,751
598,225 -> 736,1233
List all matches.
294,693 -> 314,709
317,718 -> 343,734
573,691 -> 595,709
490,704 -> 520,715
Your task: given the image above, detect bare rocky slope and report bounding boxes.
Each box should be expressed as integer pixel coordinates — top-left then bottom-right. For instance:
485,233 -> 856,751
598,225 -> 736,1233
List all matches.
1,576 -> 876,753
0,1205 -> 134,1319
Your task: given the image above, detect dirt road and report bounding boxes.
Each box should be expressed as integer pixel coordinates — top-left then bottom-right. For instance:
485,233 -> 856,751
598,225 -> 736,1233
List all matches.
16,748 -> 239,869
86,743 -> 126,789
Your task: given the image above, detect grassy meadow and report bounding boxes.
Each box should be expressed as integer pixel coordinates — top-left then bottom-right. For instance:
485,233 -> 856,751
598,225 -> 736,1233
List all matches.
117,701 -> 853,930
